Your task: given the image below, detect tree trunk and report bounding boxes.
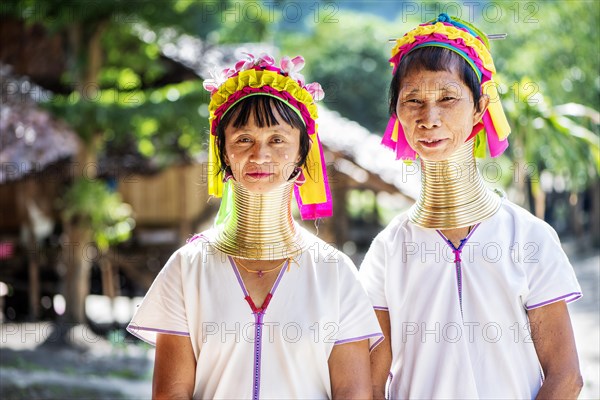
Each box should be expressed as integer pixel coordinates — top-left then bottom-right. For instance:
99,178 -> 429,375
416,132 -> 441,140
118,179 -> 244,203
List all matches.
43,222 -> 92,348
100,255 -> 117,299
52,18 -> 107,333
27,246 -> 40,320
63,224 -> 93,324
40,19 -> 108,348
569,192 -> 585,239
533,189 -> 546,220
331,171 -> 349,249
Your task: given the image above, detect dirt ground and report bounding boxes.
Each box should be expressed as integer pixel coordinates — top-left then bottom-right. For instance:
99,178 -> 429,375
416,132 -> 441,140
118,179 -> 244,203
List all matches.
1,250 -> 598,399
0,324 -> 153,399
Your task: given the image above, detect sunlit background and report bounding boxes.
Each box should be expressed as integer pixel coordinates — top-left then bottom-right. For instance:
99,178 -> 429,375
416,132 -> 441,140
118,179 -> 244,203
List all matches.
1,1 -> 598,398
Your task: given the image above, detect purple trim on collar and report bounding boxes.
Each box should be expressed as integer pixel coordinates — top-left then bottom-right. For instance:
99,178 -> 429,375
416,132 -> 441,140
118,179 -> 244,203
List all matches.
228,256 -> 288,300
228,256 -> 250,297
526,292 -> 582,310
463,222 -> 480,242
436,223 -> 481,253
271,260 -> 288,294
334,332 -> 383,346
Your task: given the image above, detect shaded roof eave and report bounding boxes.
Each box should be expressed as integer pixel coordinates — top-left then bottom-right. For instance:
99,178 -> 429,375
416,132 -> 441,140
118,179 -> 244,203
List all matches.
0,64 -> 80,184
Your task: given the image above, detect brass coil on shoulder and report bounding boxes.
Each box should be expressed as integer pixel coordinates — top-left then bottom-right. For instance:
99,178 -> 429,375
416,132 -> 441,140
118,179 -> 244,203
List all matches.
409,138 -> 502,229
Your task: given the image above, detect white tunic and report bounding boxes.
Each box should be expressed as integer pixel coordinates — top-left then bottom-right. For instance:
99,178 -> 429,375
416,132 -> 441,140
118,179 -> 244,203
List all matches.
359,200 -> 581,399
128,227 -> 383,400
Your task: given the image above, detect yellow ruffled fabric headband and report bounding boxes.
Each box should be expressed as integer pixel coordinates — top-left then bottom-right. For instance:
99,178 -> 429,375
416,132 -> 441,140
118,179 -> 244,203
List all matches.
203,53 -> 332,219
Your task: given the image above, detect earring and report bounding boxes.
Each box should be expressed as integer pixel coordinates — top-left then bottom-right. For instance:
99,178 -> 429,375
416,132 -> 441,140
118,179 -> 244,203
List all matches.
223,165 -> 234,182
290,166 -> 305,186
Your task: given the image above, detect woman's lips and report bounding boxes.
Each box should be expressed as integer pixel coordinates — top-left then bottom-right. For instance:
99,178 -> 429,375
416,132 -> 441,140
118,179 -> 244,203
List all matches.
246,172 -> 273,179
419,138 -> 447,148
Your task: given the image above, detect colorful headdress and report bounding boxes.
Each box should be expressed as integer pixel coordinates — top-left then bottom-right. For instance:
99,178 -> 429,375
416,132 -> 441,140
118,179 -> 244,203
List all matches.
203,53 -> 331,220
383,13 -> 511,160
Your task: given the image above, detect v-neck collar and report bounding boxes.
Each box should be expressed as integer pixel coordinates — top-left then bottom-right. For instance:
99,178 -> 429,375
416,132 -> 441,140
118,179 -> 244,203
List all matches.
436,223 -> 481,252
228,256 -> 288,312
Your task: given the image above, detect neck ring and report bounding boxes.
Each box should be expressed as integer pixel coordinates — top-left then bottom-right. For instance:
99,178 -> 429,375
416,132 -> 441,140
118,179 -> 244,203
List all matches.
409,138 -> 502,229
213,177 -> 304,260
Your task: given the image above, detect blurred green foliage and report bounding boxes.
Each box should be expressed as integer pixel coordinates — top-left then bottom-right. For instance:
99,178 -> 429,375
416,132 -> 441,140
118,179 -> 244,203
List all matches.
281,3 -> 599,196
280,11 -> 396,133
503,77 -> 599,195
3,0 -> 598,200
480,1 -> 600,196
46,81 -> 209,165
484,1 -> 599,109
61,178 -> 134,251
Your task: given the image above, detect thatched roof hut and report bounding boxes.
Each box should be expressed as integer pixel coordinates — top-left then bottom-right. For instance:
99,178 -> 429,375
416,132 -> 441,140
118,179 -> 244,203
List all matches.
0,65 -> 82,320
0,64 -> 80,184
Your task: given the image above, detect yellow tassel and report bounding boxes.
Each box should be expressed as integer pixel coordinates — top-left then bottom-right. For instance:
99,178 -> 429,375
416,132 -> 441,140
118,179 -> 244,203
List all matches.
391,119 -> 400,142
208,133 -> 223,197
298,133 -> 327,204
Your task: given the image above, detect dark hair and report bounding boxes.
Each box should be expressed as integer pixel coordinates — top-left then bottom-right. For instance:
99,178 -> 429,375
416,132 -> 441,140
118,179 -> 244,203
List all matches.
215,96 -> 310,175
388,47 -> 482,116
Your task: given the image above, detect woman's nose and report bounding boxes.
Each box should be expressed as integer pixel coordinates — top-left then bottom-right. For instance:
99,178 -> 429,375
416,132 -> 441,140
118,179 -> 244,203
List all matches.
249,142 -> 271,163
417,104 -> 441,129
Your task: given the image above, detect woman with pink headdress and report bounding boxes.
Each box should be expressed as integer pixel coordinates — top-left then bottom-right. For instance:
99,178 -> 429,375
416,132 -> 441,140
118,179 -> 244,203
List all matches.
128,53 -> 382,399
359,14 -> 582,399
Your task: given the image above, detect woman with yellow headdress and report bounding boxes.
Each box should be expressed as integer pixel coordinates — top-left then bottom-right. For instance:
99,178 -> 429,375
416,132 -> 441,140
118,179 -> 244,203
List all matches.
128,53 -> 382,399
359,14 -> 582,399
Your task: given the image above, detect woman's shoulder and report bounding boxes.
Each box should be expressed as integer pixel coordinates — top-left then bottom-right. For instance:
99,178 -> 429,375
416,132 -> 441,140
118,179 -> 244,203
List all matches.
368,211 -> 412,247
297,226 -> 356,267
383,212 -> 411,232
493,200 -> 562,242
497,200 -> 556,230
168,228 -> 220,264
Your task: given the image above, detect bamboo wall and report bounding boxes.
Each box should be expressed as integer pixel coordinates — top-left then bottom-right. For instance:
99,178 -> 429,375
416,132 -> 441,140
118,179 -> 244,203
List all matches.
118,163 -> 209,226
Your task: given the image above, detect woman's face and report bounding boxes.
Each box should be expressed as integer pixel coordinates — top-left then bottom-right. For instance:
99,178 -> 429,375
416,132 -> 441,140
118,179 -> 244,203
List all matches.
223,107 -> 301,194
396,67 -> 488,162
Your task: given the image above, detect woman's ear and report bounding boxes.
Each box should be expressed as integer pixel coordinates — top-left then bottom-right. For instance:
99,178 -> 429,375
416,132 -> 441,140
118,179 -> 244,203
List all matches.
473,94 -> 490,125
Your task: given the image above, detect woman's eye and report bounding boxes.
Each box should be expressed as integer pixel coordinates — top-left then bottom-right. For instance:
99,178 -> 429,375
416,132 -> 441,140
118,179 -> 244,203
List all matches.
441,96 -> 456,101
405,99 -> 421,104
272,137 -> 284,143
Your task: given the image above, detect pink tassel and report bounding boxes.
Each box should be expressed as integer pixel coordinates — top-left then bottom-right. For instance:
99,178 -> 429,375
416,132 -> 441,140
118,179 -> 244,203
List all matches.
381,116 -> 417,160
395,131 -> 417,160
381,116 -> 398,150
483,112 -> 509,157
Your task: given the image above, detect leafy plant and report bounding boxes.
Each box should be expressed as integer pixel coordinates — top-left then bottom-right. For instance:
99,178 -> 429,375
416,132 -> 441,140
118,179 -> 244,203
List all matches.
62,178 -> 134,251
